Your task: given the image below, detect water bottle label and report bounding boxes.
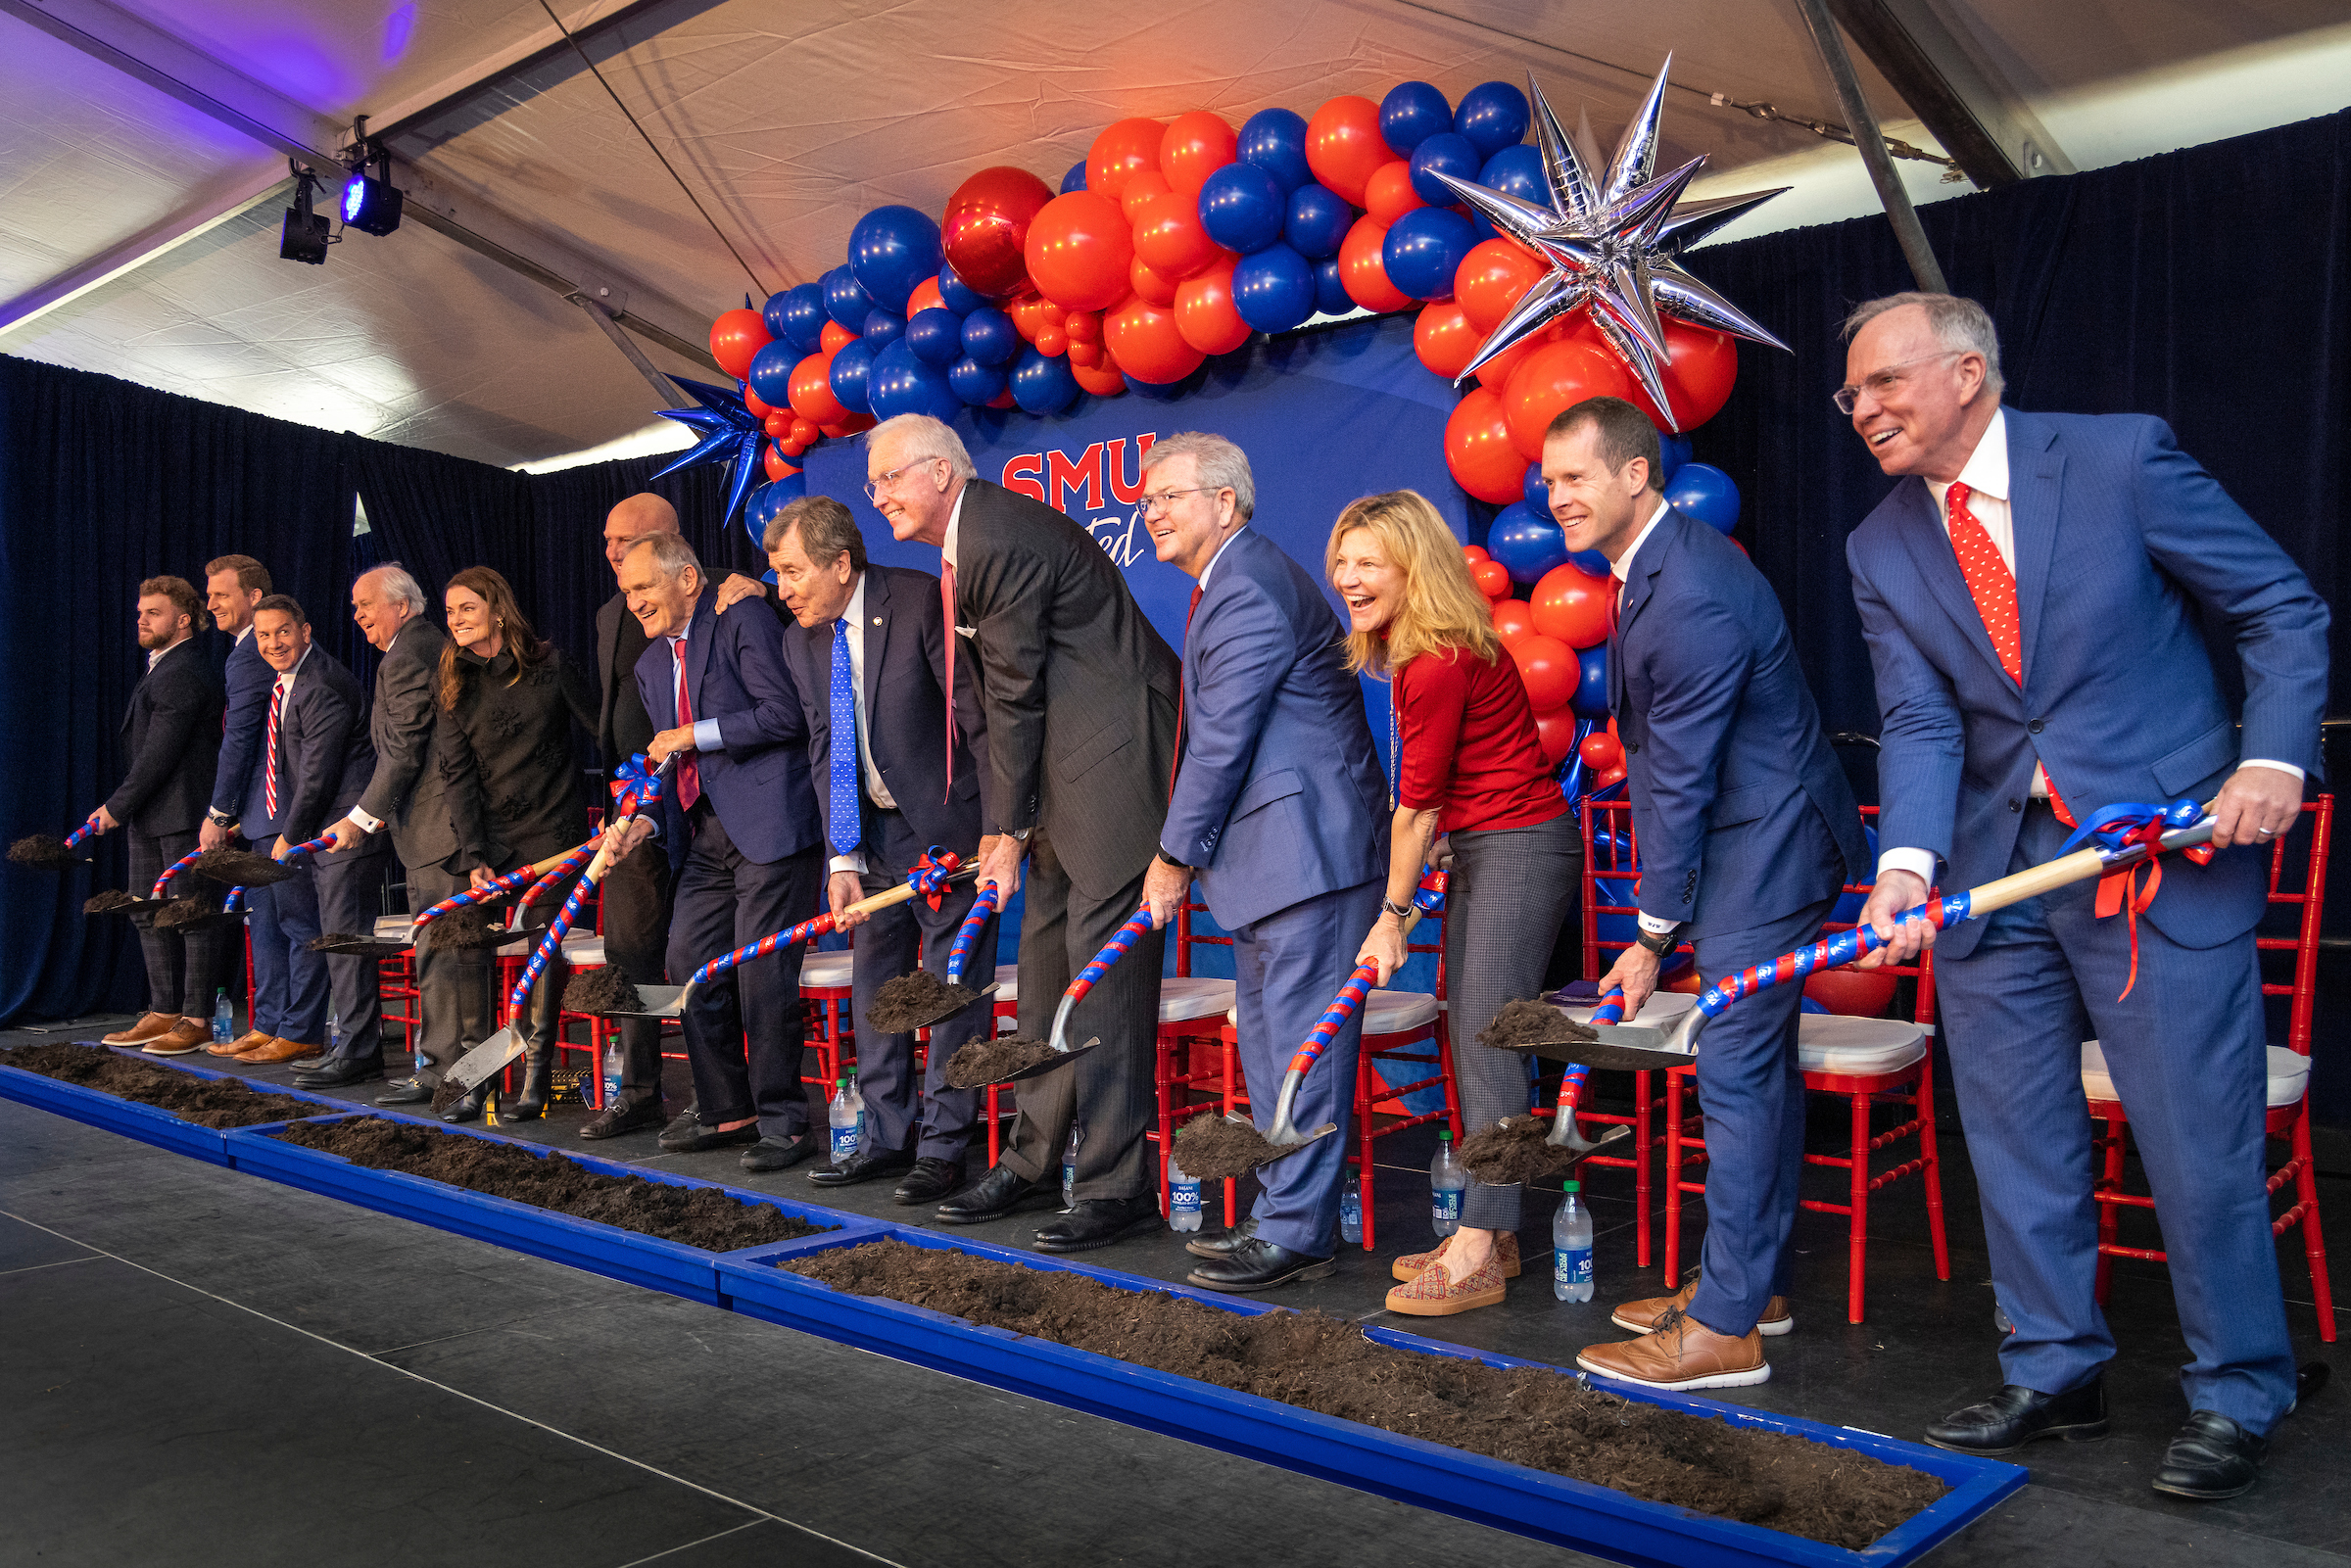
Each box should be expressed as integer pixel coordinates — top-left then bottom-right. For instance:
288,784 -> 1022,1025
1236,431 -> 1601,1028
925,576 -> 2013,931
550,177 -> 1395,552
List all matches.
1559,1248 -> 1593,1288
1171,1182 -> 1201,1214
830,1126 -> 859,1164
1432,1189 -> 1462,1226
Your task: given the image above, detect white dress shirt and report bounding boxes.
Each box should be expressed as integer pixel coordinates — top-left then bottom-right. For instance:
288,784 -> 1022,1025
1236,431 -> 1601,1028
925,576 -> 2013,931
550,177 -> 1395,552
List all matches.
1607,497 -> 1680,935
828,571 -> 900,875
666,628 -> 727,753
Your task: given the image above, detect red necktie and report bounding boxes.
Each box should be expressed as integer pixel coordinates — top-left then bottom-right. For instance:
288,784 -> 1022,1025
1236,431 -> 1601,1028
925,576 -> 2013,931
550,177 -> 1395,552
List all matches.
940,558 -> 957,802
1945,482 -> 2073,829
673,637 -> 701,812
264,680 -> 282,820
1168,586 -> 1204,796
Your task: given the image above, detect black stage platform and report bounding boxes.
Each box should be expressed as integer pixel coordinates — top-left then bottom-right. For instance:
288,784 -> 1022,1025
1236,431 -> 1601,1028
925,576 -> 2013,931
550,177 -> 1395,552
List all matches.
4,1012 -> 2343,1567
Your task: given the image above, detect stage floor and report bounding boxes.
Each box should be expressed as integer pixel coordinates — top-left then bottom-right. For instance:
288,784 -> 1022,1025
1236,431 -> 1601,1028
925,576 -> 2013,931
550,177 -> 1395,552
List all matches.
4,1014 -> 2343,1568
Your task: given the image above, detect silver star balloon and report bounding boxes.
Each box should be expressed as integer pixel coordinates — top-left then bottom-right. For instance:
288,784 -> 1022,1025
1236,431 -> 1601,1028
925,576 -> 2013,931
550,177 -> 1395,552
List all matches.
650,374 -> 767,527
1432,58 -> 1792,419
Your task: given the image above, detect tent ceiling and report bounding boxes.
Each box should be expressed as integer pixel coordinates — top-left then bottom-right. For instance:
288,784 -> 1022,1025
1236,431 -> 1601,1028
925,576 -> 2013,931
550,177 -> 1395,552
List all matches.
2,0 -> 2345,470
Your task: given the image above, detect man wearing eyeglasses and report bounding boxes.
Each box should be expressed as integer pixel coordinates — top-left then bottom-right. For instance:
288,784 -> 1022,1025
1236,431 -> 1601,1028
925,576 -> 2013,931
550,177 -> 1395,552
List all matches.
1841,292 -> 2327,1498
864,412 -> 1180,1254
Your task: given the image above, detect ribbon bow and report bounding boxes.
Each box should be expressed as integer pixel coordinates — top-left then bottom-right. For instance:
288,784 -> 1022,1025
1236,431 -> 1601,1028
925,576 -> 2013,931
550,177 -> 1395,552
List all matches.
909,846 -> 960,911
610,752 -> 666,815
1413,867 -> 1448,914
2057,797 -> 2206,1001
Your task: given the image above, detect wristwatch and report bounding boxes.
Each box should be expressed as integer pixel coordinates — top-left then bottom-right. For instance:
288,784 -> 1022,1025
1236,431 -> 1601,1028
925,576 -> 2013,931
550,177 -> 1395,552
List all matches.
1379,896 -> 1415,920
206,808 -> 236,828
1634,924 -> 1685,957
1155,847 -> 1191,871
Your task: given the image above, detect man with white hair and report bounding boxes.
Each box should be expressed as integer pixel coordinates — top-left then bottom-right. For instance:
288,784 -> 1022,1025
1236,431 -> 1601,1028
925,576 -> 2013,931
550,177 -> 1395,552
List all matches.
865,412 -> 1180,1253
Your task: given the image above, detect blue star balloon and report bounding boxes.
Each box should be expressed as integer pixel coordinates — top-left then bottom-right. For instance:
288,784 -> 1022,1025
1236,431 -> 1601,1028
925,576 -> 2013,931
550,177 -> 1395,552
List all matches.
650,374 -> 767,528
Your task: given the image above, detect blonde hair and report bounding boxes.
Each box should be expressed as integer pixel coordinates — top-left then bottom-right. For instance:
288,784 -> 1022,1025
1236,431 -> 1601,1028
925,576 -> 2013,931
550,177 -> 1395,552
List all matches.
1326,490 -> 1499,677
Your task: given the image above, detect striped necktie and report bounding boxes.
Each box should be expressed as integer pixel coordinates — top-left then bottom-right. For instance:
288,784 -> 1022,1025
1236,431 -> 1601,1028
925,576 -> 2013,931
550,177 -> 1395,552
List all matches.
828,620 -> 861,857
264,679 -> 283,821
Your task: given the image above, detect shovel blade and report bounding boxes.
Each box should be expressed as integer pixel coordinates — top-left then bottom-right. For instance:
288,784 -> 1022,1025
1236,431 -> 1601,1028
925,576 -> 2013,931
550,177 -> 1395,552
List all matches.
445,1025 -> 524,1094
1248,1121 -> 1339,1168
1548,1120 -> 1632,1162
596,983 -> 689,1020
897,981 -> 999,1032
996,1036 -> 1104,1084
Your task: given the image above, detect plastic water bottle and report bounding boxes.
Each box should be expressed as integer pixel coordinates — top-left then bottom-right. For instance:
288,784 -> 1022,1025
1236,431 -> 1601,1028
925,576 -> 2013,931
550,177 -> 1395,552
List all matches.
827,1075 -> 862,1165
1554,1181 -> 1595,1303
1430,1130 -> 1465,1236
1062,1120 -> 1085,1209
1167,1150 -> 1202,1231
211,987 -> 233,1044
1338,1170 -> 1364,1244
327,1011 -> 340,1053
601,1040 -> 624,1108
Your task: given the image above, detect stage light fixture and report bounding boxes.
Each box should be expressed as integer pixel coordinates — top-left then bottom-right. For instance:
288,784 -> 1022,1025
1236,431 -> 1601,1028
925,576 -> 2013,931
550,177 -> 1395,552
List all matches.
340,146 -> 404,236
280,166 -> 329,264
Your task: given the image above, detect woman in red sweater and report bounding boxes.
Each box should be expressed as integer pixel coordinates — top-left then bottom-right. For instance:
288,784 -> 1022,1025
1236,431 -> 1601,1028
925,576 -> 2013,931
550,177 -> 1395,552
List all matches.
1328,490 -> 1580,1316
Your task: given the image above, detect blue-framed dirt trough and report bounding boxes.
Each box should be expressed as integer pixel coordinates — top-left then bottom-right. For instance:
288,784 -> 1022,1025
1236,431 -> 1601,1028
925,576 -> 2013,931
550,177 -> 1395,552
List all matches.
0,1045 -> 357,1164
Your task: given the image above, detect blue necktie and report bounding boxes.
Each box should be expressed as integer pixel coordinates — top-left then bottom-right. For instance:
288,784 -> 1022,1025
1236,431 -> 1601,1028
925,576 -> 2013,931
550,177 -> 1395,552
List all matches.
828,620 -> 861,857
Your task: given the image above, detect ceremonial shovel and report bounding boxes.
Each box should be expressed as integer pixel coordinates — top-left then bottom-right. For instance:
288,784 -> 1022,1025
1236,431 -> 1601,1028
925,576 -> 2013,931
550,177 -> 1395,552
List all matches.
8,819 -> 99,872
86,845 -> 210,916
1495,799 -> 2221,1073
865,880 -> 1003,1032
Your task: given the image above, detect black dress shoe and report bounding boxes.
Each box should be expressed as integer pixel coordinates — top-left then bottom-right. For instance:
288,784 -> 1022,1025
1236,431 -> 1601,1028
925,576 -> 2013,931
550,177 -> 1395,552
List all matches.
1925,1378 -> 2108,1454
893,1157 -> 966,1207
294,1056 -> 384,1089
657,1113 -> 761,1154
1033,1195 -> 1163,1254
808,1147 -> 916,1187
936,1163 -> 1051,1224
741,1131 -> 825,1172
578,1097 -> 666,1140
1187,1236 -> 1336,1293
1184,1215 -> 1260,1261
2153,1410 -> 2270,1499
440,1082 -> 491,1123
376,1076 -> 433,1106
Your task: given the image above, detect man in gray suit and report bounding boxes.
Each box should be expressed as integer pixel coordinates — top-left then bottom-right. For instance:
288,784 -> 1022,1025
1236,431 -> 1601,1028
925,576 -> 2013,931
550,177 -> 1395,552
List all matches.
314,564 -> 475,1100
865,412 -> 1181,1254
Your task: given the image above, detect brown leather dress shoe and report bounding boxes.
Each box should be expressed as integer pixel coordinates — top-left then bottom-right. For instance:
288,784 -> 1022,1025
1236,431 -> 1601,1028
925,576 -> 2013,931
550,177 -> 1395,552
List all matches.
1578,1309 -> 1771,1391
1393,1230 -> 1521,1283
236,1036 -> 324,1065
1612,1270 -> 1793,1337
102,1013 -> 177,1046
211,1029 -> 275,1058
142,1020 -> 213,1057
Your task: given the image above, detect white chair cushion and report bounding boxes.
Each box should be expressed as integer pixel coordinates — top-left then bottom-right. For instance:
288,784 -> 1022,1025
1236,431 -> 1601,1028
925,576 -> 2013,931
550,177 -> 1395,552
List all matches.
563,936 -> 605,967
373,916 -> 414,940
1559,990 -> 1697,1025
496,930 -> 601,959
1365,989 -> 1439,1036
2083,1039 -> 2309,1109
1797,1015 -> 1928,1076
988,964 -> 1017,1003
1158,976 -> 1235,1023
800,950 -> 854,989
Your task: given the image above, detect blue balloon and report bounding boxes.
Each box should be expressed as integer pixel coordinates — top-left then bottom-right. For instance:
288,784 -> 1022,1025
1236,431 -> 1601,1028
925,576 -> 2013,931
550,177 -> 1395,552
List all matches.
948,355 -> 1007,406
1664,462 -> 1741,534
1312,257 -> 1351,316
1567,548 -> 1609,577
904,307 -> 963,366
1061,160 -> 1087,193
1521,460 -> 1548,510
937,262 -> 985,315
766,283 -> 827,352
960,306 -> 1020,366
1658,430 -> 1693,483
1284,182 -> 1350,261
1487,503 -> 1568,584
1478,144 -> 1547,206
1382,207 -> 1476,301
1237,107 -> 1313,193
867,339 -> 961,423
1379,81 -> 1453,156
862,309 -> 905,348
822,265 -> 874,331
1571,643 -> 1610,718
1409,131 -> 1481,207
848,205 -> 943,314
1455,80 -> 1531,157
1231,244 -> 1315,335
745,340 -> 799,412
828,336 -> 876,414
1009,347 -> 1080,415
1199,163 -> 1286,255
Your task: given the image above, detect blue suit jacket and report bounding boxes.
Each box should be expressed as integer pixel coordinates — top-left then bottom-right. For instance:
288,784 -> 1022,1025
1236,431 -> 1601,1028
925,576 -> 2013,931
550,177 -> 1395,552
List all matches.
1848,407 -> 2329,957
781,565 -> 992,859
633,587 -> 819,866
1161,529 -> 1387,930
1614,509 -> 1869,940
210,629 -> 272,821
243,651 -> 376,844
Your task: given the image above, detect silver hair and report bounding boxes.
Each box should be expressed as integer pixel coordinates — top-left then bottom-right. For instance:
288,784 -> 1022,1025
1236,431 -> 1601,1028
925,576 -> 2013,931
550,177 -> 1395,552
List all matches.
1140,431 -> 1255,521
360,563 -> 426,614
627,533 -> 702,581
1843,292 -> 2003,395
867,413 -> 976,481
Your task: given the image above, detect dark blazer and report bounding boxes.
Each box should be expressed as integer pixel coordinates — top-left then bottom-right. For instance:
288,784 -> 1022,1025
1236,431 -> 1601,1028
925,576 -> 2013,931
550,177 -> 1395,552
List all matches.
780,564 -> 992,860
106,637 -> 224,836
244,650 -> 376,845
209,629 -> 272,820
954,478 -> 1180,898
354,617 -> 459,870
1162,529 -> 1386,929
436,643 -> 597,869
634,585 -> 819,865
596,590 -> 656,765
1613,507 -> 1869,940
1849,408 -> 2330,957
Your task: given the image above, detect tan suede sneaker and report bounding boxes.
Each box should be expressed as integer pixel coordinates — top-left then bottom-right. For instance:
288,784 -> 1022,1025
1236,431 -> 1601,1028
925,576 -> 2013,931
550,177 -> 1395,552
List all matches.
1578,1310 -> 1771,1391
101,1013 -> 177,1046
1611,1270 -> 1792,1337
211,1029 -> 275,1058
1392,1230 -> 1521,1283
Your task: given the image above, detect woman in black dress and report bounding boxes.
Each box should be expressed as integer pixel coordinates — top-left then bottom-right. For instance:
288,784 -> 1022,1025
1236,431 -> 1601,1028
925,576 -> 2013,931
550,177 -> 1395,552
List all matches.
434,566 -> 598,1122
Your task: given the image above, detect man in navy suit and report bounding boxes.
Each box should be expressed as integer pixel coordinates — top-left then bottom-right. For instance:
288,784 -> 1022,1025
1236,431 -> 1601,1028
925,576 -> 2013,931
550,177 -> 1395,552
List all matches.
766,495 -> 998,1207
194,554 -> 280,1056
1136,433 -> 1388,1293
607,533 -> 826,1172
1844,293 -> 2328,1497
1546,399 -> 1869,1392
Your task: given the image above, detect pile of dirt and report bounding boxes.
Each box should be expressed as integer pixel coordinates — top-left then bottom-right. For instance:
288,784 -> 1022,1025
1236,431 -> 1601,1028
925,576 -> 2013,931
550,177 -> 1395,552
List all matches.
9,833 -> 76,871
788,1239 -> 1947,1547
84,888 -> 146,914
944,1036 -> 1060,1088
1172,1112 -> 1291,1182
1478,997 -> 1595,1051
1459,1116 -> 1583,1184
868,969 -> 984,1033
153,896 -> 238,930
564,966 -> 646,1015
191,847 -> 295,885
419,905 -> 510,950
0,1043 -> 323,1128
271,1116 -> 830,1250
306,932 -> 409,957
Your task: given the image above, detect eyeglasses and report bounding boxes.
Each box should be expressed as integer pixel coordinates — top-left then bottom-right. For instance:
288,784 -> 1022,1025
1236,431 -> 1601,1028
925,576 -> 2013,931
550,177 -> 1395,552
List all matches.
1832,350 -> 1966,415
1138,487 -> 1219,516
863,457 -> 943,501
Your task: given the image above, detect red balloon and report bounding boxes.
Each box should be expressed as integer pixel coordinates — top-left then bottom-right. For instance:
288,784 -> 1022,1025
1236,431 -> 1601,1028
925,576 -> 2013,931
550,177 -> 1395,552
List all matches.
941,166 -> 1055,299
1128,255 -> 1178,308
1105,296 -> 1205,384
1530,561 -> 1615,649
1491,598 -> 1536,646
743,383 -> 776,419
1469,558 -> 1511,600
1455,238 -> 1548,334
1034,326 -> 1068,357
1577,731 -> 1624,772
1535,709 -> 1580,766
709,309 -> 770,381
781,439 -> 806,459
1364,160 -> 1426,225
1338,215 -> 1411,313
904,278 -> 946,317
1414,301 -> 1479,379
1804,967 -> 1899,1017
1065,309 -> 1101,344
1505,337 -> 1637,461
820,318 -> 855,355
1619,317 -> 1741,432
760,410 -> 790,439
1305,95 -> 1388,206
1175,258 -> 1251,355
1160,111 -> 1237,196
1086,118 -> 1165,202
1444,386 -> 1524,504
1027,192 -> 1134,311
1069,340 -> 1101,367
1131,191 -> 1224,280
788,352 -> 846,425
763,443 -> 797,483
1071,353 -> 1128,396
1594,762 -> 1629,791
1009,296 -> 1047,340
1473,322 -> 1555,391
790,417 -> 818,446
1511,634 -> 1576,711
1119,169 -> 1173,222
833,410 -> 876,436
1462,545 -> 1490,562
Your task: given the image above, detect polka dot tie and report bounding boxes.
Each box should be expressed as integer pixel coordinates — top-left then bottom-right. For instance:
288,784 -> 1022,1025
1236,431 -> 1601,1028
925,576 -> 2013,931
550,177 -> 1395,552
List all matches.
1947,482 -> 2074,827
